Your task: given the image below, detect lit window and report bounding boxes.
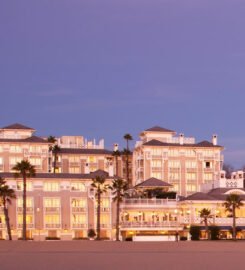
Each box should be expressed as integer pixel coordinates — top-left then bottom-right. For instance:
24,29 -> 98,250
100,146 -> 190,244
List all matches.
17,215 -> 33,224
186,161 -> 197,168
151,172 -> 162,179
17,181 -> 33,191
10,145 -> 22,153
71,198 -> 86,207
186,173 -> 196,180
45,215 -> 60,224
69,167 -> 80,173
0,157 -> 3,165
169,172 -> 179,180
29,158 -> 41,166
69,156 -> 80,163
70,182 -> 86,191
44,182 -> 60,192
17,197 -> 33,207
187,184 -> 197,192
44,198 -> 60,207
169,161 -> 180,168
151,160 -> 162,167
88,156 -> 96,163
204,173 -> 213,180
169,150 -> 179,156
10,157 -> 22,166
151,149 -> 162,156
72,214 -> 86,224
30,146 -> 41,153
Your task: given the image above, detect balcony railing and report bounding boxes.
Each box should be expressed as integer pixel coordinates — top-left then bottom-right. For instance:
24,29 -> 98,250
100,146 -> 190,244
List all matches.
45,223 -> 61,229
71,207 -> 86,212
17,207 -> 34,212
181,216 -> 245,225
122,198 -> 177,206
121,221 -> 179,228
44,207 -> 60,213
72,223 -> 87,229
17,224 -> 34,229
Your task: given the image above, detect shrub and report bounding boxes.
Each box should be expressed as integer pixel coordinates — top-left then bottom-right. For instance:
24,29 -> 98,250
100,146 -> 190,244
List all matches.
88,229 -> 96,239
189,226 -> 200,241
73,237 -> 89,240
125,237 -> 133,241
209,226 -> 220,240
180,236 -> 187,241
45,237 -> 60,240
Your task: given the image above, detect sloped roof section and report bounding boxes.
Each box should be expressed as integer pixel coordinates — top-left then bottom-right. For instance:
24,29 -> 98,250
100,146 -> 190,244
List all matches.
196,140 -> 222,147
2,123 -> 35,130
145,126 -> 175,133
135,178 -> 172,188
90,169 -> 109,179
0,136 -> 49,144
185,192 -> 216,201
143,139 -> 166,146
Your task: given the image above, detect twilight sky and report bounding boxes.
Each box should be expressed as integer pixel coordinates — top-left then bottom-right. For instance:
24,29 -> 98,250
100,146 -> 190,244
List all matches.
1,0 -> 245,168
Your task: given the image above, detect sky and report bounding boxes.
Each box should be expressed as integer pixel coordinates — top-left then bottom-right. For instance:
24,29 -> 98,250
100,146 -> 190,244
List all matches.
1,0 -> 245,168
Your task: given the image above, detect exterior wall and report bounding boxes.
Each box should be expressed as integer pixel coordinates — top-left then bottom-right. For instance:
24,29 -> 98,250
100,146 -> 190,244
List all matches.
133,130 -> 224,196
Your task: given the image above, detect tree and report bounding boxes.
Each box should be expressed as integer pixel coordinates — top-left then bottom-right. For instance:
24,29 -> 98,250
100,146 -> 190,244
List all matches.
91,176 -> 108,240
223,163 -> 234,179
199,208 -> 212,240
123,134 -> 133,185
0,177 -> 16,240
47,136 -> 61,174
12,160 -> 36,240
109,178 -> 128,241
223,194 -> 243,240
112,150 -> 121,176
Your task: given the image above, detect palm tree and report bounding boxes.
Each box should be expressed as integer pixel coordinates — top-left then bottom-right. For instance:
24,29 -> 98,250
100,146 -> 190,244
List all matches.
47,135 -> 61,174
112,150 -> 121,176
223,194 -> 243,240
12,160 -> 36,240
123,134 -> 133,185
0,177 -> 16,240
199,208 -> 212,240
109,178 -> 128,241
91,176 -> 108,240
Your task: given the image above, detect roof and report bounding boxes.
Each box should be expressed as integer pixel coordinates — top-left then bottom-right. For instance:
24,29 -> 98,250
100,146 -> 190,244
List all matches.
0,136 -> 49,144
143,139 -> 223,148
135,178 -> 172,188
59,148 -> 112,155
145,126 -> 175,133
184,188 -> 245,201
90,170 -> 109,179
0,171 -> 113,180
2,123 -> 35,130
185,192 -> 216,201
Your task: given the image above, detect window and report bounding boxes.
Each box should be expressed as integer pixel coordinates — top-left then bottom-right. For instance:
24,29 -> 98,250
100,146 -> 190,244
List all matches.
173,184 -> 179,192
169,172 -> 179,180
169,161 -> 180,168
0,157 -> 3,165
204,161 -> 212,169
186,161 -> 197,168
17,181 -> 33,191
9,157 -> 22,165
30,146 -> 41,153
151,172 -> 162,179
69,156 -> 80,163
185,149 -> 195,157
88,156 -> 96,163
17,215 -> 33,224
10,145 -> 22,153
70,182 -> 86,192
71,198 -> 86,207
0,146 -> 3,152
44,198 -> 60,207
151,160 -> 162,167
69,167 -> 80,173
204,173 -> 213,181
45,215 -> 60,224
151,148 -> 162,156
169,149 -> 179,156
29,158 -> 42,166
44,182 -> 60,191
203,150 -> 213,157
187,184 -> 197,192
72,214 -> 86,224
17,197 -> 33,207
186,173 -> 196,180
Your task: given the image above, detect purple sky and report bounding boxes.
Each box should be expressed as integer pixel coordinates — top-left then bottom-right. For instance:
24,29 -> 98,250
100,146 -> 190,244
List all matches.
1,0 -> 245,168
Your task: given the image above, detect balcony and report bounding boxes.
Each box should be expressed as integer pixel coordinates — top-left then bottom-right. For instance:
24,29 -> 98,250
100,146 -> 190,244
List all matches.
44,207 -> 60,213
122,198 -> 177,207
45,223 -> 61,229
17,207 -> 34,212
17,224 -> 34,229
72,223 -> 87,229
71,207 -> 86,213
121,221 -> 179,229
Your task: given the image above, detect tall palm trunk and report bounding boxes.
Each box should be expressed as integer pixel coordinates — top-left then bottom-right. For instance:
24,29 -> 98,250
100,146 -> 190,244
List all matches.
3,200 -> 12,241
96,189 -> 101,240
23,173 -> 27,240
232,206 -> 236,240
116,156 -> 119,176
53,153 -> 57,174
204,219 -> 209,240
116,193 -> 120,241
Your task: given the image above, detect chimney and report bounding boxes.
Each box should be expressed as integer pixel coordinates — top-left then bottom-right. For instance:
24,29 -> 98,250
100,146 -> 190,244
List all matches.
114,143 -> 119,151
179,133 -> 184,145
212,134 -> 217,146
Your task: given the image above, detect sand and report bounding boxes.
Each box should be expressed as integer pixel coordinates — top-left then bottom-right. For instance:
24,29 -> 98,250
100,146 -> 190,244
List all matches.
0,240 -> 244,270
